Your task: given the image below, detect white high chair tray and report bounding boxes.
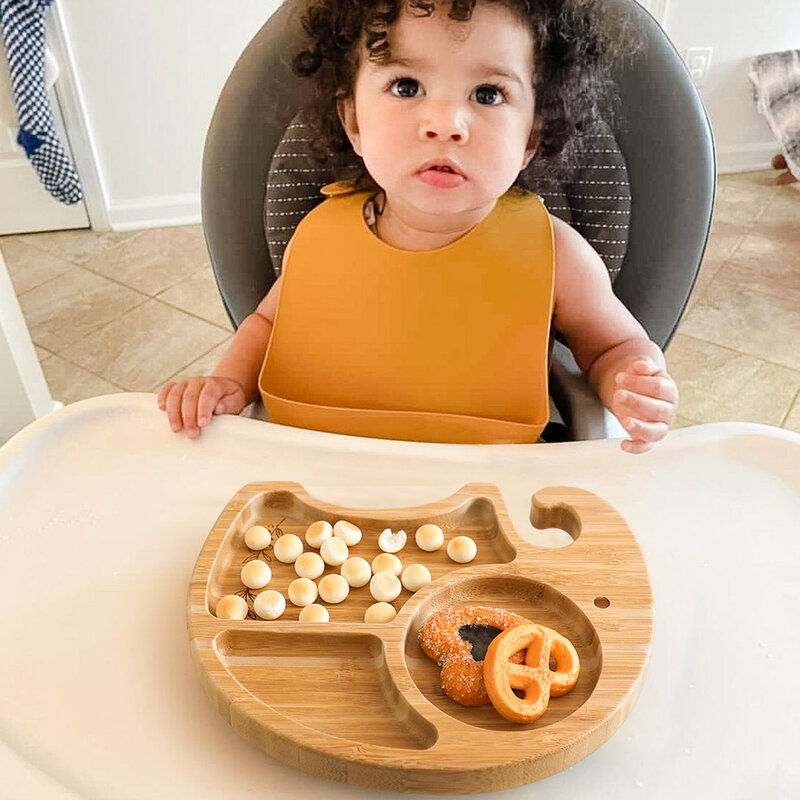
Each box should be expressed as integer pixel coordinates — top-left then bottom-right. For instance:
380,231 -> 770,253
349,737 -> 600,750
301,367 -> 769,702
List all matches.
0,394 -> 798,798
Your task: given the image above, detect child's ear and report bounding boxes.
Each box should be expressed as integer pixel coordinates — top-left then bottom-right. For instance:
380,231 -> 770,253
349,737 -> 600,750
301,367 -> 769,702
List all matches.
521,129 -> 540,171
521,149 -> 535,171
337,95 -> 362,156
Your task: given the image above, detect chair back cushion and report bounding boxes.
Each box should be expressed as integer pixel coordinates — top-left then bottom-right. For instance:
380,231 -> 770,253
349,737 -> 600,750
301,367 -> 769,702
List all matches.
264,113 -> 630,278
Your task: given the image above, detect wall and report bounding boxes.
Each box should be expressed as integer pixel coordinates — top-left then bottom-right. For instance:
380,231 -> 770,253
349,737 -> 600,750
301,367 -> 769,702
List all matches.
57,0 -> 280,229
662,0 -> 800,173
54,0 -> 799,230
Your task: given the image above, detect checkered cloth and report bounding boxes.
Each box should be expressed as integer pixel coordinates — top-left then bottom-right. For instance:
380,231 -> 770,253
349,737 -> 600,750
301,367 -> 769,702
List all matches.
0,0 -> 82,204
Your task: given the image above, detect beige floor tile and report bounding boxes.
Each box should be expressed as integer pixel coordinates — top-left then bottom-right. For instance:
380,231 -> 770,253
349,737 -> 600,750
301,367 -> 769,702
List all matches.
162,338 -> 234,384
666,334 -> 800,426
18,265 -> 147,352
59,299 -> 229,392
0,237 -> 76,295
783,392 -> 800,433
686,250 -> 727,313
712,171 -> 777,227
718,169 -> 779,192
685,172 -> 780,314
81,225 -> 209,296
754,186 -> 800,233
16,228 -> 137,266
677,269 -> 800,372
157,267 -> 232,329
703,218 -> 747,266
685,218 -> 746,313
39,353 -> 124,405
721,230 -> 800,304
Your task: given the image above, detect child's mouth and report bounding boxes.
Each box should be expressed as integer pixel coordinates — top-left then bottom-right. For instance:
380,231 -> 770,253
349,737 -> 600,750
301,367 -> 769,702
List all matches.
418,161 -> 466,188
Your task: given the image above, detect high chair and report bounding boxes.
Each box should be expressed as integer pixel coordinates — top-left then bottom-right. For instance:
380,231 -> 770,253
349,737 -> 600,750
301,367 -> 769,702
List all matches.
201,0 -> 715,441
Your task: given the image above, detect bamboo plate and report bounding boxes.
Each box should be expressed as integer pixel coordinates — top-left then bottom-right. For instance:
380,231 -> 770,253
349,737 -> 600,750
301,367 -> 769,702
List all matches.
188,482 -> 653,793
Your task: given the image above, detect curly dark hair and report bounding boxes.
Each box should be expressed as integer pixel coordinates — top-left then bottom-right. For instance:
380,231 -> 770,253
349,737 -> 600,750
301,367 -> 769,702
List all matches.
293,0 -> 635,175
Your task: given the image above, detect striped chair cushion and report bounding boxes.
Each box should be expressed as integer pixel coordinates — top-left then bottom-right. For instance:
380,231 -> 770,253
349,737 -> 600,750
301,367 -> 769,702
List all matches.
264,113 -> 630,279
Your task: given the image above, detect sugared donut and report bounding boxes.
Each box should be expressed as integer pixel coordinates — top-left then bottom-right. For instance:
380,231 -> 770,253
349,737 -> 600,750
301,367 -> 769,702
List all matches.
418,606 -> 529,706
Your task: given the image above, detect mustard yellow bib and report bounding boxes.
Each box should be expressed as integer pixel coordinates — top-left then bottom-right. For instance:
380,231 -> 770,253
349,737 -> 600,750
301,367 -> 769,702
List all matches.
259,184 -> 554,443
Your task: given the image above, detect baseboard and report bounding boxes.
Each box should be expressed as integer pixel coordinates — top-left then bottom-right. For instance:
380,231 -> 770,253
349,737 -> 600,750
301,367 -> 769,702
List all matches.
107,193 -> 202,231
716,141 -> 778,174
103,142 -> 778,230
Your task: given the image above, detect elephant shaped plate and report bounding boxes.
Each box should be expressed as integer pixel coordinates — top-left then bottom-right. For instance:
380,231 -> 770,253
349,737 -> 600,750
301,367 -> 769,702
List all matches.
187,482 -> 653,793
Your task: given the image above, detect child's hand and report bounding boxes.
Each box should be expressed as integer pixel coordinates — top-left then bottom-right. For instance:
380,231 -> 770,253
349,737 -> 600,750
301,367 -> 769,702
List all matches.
157,376 -> 248,439
611,358 -> 679,454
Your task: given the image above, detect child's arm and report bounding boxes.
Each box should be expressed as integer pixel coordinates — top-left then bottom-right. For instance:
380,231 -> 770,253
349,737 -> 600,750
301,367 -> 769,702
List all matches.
551,216 -> 679,453
158,274 -> 283,438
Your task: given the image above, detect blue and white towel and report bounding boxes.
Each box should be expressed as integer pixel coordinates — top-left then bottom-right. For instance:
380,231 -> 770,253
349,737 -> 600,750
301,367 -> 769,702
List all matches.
0,0 -> 83,204
749,49 -> 800,181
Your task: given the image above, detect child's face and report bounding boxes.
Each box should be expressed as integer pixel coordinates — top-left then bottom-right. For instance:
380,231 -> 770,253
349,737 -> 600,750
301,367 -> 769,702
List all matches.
338,2 -> 536,224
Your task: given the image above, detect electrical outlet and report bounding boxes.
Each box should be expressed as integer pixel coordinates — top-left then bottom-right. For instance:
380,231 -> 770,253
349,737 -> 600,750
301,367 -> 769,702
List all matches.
685,47 -> 713,87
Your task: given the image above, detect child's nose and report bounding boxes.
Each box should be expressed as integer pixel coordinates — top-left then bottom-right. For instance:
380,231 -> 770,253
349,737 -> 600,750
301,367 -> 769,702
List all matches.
419,100 -> 469,143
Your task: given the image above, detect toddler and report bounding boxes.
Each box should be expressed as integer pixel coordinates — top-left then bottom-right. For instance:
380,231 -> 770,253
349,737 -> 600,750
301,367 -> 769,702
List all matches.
159,0 -> 678,453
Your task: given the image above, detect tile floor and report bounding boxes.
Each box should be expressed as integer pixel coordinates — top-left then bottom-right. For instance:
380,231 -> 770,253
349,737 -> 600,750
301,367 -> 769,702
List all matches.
2,170 -> 799,434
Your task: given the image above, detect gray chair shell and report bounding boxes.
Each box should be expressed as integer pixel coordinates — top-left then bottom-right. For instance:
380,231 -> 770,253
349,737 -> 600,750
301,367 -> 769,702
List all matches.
201,0 -> 715,439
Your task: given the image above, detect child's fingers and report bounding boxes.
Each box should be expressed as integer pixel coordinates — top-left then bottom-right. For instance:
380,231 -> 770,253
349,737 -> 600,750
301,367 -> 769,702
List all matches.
214,397 -> 233,415
620,416 -> 670,448
214,392 -> 242,416
613,389 -> 675,426
620,437 -> 655,454
615,373 -> 678,405
164,382 -> 187,432
196,382 -> 227,427
157,382 -> 174,410
180,380 -> 204,438
628,358 -> 662,376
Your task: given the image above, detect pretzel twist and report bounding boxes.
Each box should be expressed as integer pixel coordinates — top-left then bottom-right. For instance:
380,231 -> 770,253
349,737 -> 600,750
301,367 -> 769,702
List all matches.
483,623 -> 580,723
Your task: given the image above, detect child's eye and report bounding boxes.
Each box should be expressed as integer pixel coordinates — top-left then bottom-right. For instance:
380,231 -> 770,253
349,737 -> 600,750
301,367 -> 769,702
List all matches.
471,85 -> 505,106
389,77 -> 423,98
